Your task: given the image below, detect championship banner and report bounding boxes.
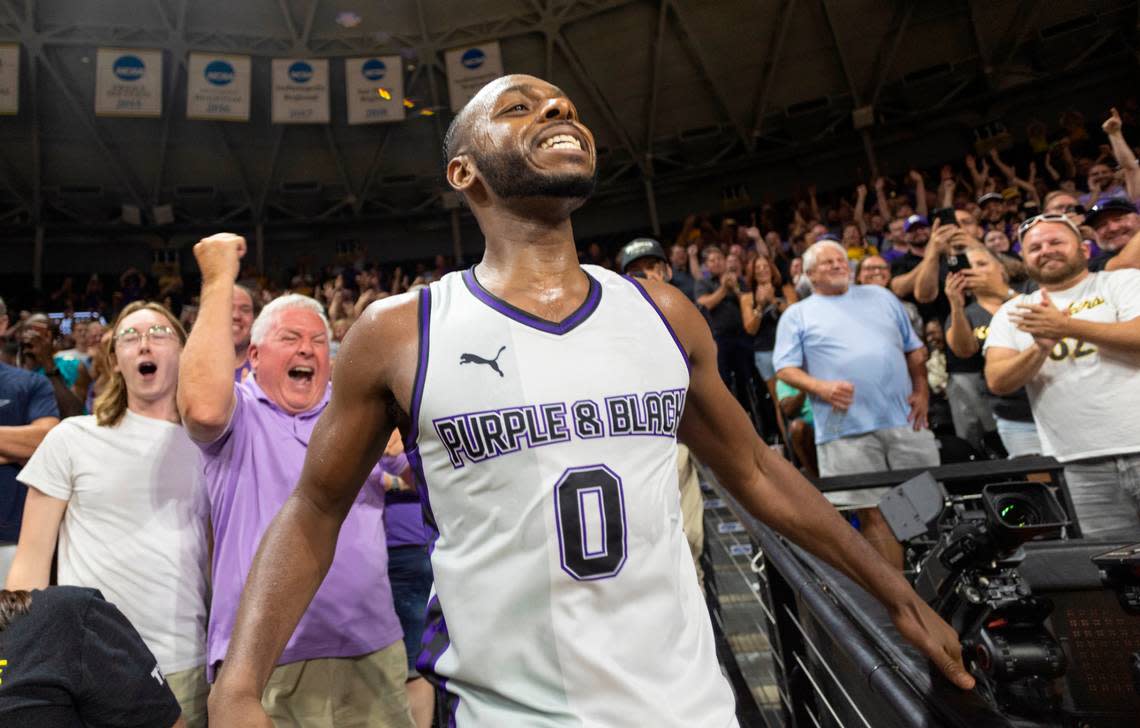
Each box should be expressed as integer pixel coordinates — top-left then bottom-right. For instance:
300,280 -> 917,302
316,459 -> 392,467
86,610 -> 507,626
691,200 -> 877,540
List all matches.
271,58 -> 329,124
186,53 -> 251,121
95,48 -> 162,117
444,42 -> 503,113
0,44 -> 18,115
345,56 -> 405,125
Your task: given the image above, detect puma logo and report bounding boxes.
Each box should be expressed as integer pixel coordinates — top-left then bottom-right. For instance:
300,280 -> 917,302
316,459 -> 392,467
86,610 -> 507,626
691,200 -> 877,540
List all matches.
460,346 -> 506,378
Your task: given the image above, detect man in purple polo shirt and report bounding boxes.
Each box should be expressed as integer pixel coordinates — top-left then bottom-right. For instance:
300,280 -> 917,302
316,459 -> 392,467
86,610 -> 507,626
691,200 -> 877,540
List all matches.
178,237 -> 413,728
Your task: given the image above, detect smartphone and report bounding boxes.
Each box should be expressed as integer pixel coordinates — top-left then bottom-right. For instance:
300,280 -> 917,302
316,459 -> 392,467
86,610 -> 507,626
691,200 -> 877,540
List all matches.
934,207 -> 958,227
947,252 -> 971,274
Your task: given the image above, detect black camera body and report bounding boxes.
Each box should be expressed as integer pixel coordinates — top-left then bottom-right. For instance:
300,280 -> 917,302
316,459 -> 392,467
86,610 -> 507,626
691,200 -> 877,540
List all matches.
882,479 -> 1072,720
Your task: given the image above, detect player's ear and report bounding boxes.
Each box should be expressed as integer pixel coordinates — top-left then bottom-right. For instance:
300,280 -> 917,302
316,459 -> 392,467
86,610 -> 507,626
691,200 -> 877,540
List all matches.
447,155 -> 476,195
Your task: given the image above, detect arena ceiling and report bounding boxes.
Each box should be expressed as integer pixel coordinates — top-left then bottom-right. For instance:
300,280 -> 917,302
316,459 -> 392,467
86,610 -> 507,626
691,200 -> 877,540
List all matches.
0,0 -> 1137,240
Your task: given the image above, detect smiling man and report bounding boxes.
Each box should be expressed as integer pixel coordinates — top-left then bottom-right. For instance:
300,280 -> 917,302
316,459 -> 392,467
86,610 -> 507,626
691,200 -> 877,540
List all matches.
179,252 -> 414,728
984,214 -> 1140,538
207,75 -> 972,728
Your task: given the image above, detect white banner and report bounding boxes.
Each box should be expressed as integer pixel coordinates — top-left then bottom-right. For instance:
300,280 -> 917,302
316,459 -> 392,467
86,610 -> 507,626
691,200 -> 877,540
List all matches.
95,48 -> 162,117
0,44 -> 18,115
444,42 -> 504,113
272,58 -> 329,124
186,53 -> 250,121
345,56 -> 405,125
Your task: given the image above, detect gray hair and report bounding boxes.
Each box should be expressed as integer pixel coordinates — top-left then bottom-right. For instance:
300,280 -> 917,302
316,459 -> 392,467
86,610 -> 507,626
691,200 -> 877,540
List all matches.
250,294 -> 330,346
802,240 -> 847,274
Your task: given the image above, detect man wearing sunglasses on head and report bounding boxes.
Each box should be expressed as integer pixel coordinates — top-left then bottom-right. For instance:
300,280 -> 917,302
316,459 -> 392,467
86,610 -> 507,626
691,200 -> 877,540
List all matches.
984,213 -> 1140,538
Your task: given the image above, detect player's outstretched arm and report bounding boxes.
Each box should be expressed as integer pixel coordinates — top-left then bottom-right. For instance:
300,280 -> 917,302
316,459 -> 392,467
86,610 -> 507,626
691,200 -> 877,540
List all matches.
640,278 -> 975,691
208,295 -> 420,727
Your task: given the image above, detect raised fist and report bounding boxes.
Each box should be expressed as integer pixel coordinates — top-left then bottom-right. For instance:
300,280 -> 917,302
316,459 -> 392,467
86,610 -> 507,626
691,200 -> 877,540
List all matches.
1102,107 -> 1122,136
193,233 -> 246,284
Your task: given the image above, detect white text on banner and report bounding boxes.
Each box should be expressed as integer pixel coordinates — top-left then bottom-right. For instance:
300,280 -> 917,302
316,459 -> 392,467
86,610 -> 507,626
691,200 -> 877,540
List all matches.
444,42 -> 504,113
187,53 -> 251,121
345,56 -> 405,125
95,48 -> 163,117
272,58 -> 330,124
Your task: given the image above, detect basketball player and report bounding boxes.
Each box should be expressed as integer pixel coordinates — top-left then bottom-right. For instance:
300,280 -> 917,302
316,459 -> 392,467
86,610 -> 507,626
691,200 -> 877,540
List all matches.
207,75 -> 973,727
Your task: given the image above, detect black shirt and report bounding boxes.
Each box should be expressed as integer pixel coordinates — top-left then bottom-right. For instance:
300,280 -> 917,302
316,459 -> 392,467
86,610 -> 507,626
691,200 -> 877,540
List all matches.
965,303 -> 1033,422
694,276 -> 746,339
891,251 -> 950,326
1088,247 -> 1118,273
751,304 -> 782,352
0,586 -> 182,728
669,269 -> 696,301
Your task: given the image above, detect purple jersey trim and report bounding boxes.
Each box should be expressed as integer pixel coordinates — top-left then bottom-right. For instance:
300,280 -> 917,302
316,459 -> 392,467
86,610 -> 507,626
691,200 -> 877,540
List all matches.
404,287 -> 432,451
623,274 -> 691,373
461,266 -> 601,336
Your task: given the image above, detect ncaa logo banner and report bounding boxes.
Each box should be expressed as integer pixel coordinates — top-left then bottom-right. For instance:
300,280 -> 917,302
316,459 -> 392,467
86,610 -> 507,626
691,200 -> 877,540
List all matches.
345,56 -> 405,125
0,44 -> 18,115
444,42 -> 503,113
95,48 -> 163,117
187,53 -> 251,121
271,58 -> 329,124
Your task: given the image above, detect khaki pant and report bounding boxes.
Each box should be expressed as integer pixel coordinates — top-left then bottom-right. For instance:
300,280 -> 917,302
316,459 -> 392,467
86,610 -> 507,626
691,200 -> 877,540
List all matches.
167,665 -> 210,728
677,443 -> 705,589
262,642 -> 415,728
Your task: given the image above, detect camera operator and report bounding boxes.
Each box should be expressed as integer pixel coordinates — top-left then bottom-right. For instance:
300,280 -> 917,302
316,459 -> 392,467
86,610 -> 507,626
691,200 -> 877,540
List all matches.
985,214 -> 1140,538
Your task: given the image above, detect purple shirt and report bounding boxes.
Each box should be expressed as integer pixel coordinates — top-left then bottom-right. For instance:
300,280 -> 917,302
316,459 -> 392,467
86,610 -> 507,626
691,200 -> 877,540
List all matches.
198,377 -> 401,680
381,453 -> 428,548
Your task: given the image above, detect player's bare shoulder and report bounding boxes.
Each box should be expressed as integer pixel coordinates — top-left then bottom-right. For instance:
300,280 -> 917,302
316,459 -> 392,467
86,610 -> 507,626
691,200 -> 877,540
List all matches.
333,289 -> 423,413
633,277 -> 707,354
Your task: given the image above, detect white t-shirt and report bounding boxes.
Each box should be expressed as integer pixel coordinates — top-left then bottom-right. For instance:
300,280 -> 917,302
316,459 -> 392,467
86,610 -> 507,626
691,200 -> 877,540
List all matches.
18,410 -> 209,673
985,270 -> 1140,462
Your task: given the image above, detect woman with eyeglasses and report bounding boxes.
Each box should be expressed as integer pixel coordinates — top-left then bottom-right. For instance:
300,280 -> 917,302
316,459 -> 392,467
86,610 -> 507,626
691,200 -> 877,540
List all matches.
4,301 -> 210,727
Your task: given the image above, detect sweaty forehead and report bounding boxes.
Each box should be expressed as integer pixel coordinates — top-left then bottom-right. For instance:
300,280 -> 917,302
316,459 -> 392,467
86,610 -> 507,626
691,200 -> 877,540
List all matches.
1024,222 -> 1078,246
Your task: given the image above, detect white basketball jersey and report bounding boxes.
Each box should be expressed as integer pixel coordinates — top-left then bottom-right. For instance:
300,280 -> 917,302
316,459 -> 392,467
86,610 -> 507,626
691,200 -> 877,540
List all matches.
406,265 -> 738,727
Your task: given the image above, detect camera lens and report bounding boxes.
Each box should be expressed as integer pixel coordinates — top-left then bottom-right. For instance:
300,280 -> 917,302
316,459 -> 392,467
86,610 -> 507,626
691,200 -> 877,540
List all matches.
994,495 -> 1043,527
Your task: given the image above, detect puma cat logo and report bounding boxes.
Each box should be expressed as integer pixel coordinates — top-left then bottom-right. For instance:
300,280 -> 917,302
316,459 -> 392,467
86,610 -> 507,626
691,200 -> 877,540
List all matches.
460,346 -> 506,378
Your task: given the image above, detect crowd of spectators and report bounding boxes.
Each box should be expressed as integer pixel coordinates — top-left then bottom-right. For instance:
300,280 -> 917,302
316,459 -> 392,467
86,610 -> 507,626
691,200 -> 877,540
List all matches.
2,102 -> 1140,724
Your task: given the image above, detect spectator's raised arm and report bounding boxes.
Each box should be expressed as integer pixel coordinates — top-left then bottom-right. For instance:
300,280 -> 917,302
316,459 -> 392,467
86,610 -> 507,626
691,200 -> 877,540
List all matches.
1103,108 -> 1140,201
909,170 -> 929,218
177,234 -> 243,443
853,184 -> 868,234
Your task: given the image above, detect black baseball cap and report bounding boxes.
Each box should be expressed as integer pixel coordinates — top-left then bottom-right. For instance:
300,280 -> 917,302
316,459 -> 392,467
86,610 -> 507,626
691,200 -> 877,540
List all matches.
617,237 -> 668,273
1085,196 -> 1138,227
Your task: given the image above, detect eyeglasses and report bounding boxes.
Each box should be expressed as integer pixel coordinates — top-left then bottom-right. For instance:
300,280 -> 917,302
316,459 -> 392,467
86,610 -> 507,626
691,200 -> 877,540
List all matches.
114,324 -> 177,349
1016,213 -> 1082,242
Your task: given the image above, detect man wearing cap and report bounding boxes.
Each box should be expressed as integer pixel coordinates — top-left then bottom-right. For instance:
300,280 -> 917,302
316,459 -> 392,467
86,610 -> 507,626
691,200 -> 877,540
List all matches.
985,213 -> 1140,538
889,215 -> 964,325
616,238 -> 705,585
978,192 -> 1012,238
1086,197 -> 1140,272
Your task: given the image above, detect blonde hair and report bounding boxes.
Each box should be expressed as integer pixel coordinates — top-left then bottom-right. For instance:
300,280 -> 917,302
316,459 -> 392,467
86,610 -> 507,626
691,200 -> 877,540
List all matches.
93,301 -> 187,427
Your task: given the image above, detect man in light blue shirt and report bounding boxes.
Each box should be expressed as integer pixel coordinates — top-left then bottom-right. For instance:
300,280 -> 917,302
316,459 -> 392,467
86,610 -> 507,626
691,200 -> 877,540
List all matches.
774,240 -> 937,564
